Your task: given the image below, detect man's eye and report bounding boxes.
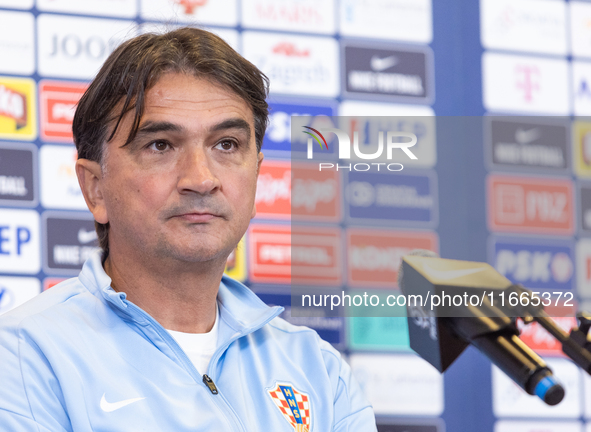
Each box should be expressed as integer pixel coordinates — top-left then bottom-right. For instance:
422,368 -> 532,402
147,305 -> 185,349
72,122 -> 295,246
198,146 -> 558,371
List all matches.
148,140 -> 170,152
216,140 -> 237,151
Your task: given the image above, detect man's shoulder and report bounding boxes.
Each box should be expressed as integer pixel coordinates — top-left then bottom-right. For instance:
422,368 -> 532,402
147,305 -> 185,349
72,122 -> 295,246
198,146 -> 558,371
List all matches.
0,277 -> 89,330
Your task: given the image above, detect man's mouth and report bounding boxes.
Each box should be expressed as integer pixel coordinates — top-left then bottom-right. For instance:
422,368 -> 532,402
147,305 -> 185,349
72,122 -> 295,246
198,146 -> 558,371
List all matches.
174,212 -> 219,223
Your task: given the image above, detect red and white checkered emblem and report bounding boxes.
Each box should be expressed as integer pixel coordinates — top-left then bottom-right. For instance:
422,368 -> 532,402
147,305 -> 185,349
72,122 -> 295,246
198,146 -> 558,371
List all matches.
267,383 -> 311,431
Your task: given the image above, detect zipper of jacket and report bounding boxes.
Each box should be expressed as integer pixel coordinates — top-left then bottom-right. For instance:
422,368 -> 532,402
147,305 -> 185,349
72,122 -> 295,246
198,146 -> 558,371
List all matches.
122,301 -> 250,432
201,308 -> 284,429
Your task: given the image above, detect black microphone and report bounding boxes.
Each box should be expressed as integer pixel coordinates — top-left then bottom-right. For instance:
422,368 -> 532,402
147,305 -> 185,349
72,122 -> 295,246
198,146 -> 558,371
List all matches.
398,250 -> 565,406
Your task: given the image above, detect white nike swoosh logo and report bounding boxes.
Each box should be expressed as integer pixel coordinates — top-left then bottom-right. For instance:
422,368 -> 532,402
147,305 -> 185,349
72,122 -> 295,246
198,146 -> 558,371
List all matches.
77,228 -> 97,244
100,394 -> 145,412
514,128 -> 540,144
370,55 -> 398,72
422,263 -> 487,280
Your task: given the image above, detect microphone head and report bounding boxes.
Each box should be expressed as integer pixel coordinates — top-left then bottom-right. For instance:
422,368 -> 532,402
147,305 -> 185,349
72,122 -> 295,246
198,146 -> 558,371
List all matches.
398,249 -> 439,293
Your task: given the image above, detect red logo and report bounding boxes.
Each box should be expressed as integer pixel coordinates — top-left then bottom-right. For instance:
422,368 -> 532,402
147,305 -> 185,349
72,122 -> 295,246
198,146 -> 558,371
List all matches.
248,224 -> 342,285
255,161 -> 340,222
347,228 -> 438,288
517,304 -> 577,356
173,0 -> 207,14
40,81 -> 88,142
0,85 -> 27,129
272,42 -> 310,57
256,161 -> 291,219
292,162 -> 339,222
488,175 -> 574,235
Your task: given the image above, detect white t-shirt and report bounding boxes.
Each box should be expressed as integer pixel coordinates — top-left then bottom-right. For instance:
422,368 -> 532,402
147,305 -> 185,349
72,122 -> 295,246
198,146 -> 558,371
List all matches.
166,304 -> 219,376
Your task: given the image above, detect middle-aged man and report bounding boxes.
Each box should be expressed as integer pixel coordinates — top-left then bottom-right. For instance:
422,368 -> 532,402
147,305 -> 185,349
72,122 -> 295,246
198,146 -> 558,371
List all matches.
0,28 -> 377,431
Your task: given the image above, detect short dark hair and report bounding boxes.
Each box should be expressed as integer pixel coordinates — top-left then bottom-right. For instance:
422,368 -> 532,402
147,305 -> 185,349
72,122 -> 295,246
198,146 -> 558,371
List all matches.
73,27 -> 270,257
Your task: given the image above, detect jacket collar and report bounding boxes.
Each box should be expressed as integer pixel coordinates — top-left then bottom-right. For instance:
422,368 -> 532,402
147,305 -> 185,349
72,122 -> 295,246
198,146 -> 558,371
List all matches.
78,250 -> 283,336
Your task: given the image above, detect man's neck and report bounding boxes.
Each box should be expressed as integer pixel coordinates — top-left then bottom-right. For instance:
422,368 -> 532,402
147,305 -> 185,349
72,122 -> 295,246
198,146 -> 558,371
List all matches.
103,248 -> 225,334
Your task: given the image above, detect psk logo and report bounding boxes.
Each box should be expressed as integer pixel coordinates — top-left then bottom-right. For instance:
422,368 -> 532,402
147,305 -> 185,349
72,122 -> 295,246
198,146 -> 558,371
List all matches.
267,383 -> 311,432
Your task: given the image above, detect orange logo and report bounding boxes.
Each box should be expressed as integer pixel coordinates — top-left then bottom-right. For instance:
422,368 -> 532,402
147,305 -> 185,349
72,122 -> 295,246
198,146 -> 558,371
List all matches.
0,85 -> 27,129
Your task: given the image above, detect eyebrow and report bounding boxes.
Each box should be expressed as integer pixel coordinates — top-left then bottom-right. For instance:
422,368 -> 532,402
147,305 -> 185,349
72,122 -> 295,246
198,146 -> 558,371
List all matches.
210,118 -> 252,142
127,118 -> 252,147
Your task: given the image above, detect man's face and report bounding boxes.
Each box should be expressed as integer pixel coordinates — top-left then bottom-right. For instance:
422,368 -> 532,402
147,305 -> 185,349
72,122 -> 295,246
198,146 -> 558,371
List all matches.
89,72 -> 263,264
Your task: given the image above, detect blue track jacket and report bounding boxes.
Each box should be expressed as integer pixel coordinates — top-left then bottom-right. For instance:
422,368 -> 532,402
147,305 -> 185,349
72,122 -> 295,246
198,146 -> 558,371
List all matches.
0,251 -> 377,431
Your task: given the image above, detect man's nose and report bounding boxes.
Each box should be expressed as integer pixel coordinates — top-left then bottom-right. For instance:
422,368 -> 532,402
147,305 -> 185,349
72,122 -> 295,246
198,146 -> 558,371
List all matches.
176,147 -> 220,195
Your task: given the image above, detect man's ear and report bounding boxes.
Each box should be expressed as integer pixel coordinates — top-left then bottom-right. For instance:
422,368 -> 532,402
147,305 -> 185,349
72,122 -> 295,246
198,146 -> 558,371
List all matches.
251,151 -> 264,219
76,158 -> 109,224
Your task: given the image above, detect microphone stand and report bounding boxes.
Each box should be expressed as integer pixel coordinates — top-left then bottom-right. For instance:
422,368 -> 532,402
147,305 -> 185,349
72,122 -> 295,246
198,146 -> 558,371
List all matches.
503,284 -> 591,375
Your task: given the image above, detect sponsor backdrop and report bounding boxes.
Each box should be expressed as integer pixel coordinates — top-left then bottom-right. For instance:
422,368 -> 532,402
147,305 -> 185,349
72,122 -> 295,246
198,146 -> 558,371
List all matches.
0,0 -> 588,431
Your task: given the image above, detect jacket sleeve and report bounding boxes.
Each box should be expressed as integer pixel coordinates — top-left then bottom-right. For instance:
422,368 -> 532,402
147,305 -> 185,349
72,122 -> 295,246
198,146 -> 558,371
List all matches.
320,340 -> 378,432
0,318 -> 72,432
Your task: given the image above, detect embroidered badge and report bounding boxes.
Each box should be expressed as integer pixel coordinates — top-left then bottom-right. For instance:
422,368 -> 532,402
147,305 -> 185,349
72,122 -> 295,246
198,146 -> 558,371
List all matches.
267,383 -> 311,432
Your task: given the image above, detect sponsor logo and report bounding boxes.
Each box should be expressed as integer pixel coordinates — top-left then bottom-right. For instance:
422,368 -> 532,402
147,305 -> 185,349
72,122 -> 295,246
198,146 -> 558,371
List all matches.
491,237 -> 574,291
254,290 -> 344,346
482,52 -> 569,114
487,175 -> 574,235
0,77 -> 36,140
40,145 -> 87,210
255,160 -> 341,221
242,32 -> 339,97
492,358 -> 581,417
0,209 -> 40,274
40,81 -> 88,142
173,0 -> 207,14
347,229 -> 438,288
256,161 -> 291,219
343,44 -> 433,103
44,213 -> 100,274
37,14 -> 135,80
338,105 -> 437,168
77,228 -> 98,244
0,11 -> 34,75
292,162 -> 340,222
267,383 -> 311,431
264,100 -> 336,156
0,144 -> 36,206
100,394 -> 145,412
339,0 -> 432,43
141,0 -> 237,26
487,118 -> 569,171
348,354 -> 444,415
345,170 -> 438,227
517,304 -> 577,356
480,0 -> 567,55
248,224 -> 342,285
0,85 -> 27,129
242,0 -> 335,34
0,277 -> 41,315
